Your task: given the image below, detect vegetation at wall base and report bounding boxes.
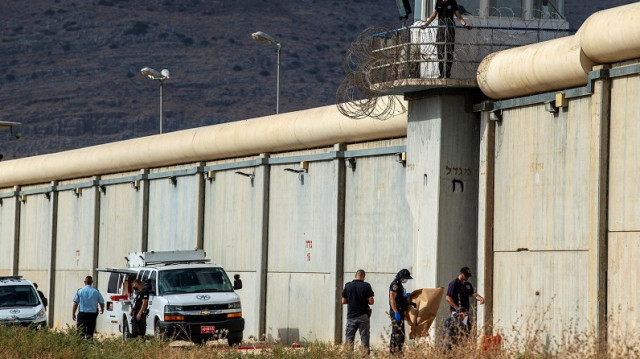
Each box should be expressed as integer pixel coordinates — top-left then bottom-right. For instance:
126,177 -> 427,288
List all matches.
0,325 -> 639,359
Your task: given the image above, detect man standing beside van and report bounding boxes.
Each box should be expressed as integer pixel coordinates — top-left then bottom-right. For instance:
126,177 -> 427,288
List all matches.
72,275 -> 105,339
131,279 -> 150,339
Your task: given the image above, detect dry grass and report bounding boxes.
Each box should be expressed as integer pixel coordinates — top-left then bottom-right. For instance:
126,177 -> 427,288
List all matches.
1,323 -> 639,359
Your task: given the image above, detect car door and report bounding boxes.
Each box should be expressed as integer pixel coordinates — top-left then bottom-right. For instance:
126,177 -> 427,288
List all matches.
141,270 -> 158,333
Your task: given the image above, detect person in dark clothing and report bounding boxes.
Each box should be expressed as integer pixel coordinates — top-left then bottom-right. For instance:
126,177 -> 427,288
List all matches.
33,283 -> 48,311
446,267 -> 484,330
420,0 -> 472,78
130,279 -> 150,339
440,307 -> 470,350
388,268 -> 413,355
341,269 -> 375,355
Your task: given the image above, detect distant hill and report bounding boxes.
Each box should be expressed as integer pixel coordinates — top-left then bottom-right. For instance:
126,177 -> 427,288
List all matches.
0,0 -> 636,160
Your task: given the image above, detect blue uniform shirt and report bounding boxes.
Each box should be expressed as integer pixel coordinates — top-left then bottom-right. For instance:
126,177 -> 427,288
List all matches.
73,285 -> 105,313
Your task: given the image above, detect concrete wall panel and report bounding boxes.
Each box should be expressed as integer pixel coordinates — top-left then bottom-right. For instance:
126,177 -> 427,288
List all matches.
266,161 -> 338,342
97,182 -> 145,265
493,100 -> 593,252
0,196 -> 17,275
52,189 -> 97,330
268,161 -> 337,273
17,191 -> 52,293
344,155 -> 411,273
203,166 -> 267,338
608,72 -> 640,231
265,273 -> 333,343
607,232 -> 640,336
96,181 -> 145,334
342,153 -> 411,345
493,251 -> 591,341
147,173 -> 199,251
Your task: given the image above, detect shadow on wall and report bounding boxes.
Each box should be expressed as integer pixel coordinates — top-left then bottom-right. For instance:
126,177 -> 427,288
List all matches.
277,327 -> 300,345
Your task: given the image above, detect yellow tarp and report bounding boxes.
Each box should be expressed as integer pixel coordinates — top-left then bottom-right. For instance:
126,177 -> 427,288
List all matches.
405,287 -> 445,339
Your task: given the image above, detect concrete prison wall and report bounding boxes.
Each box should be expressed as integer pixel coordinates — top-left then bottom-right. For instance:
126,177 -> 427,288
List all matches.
0,101 -> 414,345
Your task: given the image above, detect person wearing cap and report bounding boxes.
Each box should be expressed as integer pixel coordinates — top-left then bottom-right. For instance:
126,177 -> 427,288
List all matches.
446,267 -> 484,328
388,268 -> 412,354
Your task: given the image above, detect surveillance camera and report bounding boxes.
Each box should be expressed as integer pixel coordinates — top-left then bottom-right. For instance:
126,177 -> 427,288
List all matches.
14,132 -> 21,139
160,69 -> 170,79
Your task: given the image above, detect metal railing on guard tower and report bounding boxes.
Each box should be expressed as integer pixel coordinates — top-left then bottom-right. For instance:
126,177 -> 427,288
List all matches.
337,16 -> 569,120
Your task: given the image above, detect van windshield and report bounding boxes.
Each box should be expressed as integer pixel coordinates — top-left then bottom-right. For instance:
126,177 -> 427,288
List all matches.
0,285 -> 41,308
158,268 -> 233,294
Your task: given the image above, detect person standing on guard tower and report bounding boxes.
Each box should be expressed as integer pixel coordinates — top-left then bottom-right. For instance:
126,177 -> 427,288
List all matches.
388,268 -> 413,355
420,0 -> 473,79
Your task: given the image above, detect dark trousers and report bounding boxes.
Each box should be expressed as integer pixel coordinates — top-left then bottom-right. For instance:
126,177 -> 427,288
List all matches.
436,23 -> 456,78
345,313 -> 371,354
389,317 -> 406,354
77,311 -> 98,339
131,311 -> 147,338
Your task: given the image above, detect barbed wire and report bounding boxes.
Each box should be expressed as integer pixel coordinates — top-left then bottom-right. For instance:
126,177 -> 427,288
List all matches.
337,11 -> 569,120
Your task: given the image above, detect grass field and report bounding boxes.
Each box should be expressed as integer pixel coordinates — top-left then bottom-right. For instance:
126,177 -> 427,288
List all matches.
1,325 -> 638,359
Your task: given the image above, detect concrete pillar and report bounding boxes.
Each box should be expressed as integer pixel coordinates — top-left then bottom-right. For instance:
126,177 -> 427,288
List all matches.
91,177 -> 101,285
476,111 -> 495,333
139,169 -> 150,252
333,143 -> 347,343
11,186 -> 21,275
258,153 -> 271,339
47,181 -> 59,327
195,163 -> 206,250
588,65 -> 611,349
405,89 -> 480,320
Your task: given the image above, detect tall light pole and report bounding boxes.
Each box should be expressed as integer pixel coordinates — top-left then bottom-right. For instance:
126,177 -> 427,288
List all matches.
0,121 -> 21,139
140,67 -> 170,134
251,31 -> 281,114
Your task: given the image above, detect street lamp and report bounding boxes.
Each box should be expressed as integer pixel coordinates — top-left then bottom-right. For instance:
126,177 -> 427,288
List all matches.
0,121 -> 21,139
140,67 -> 170,134
251,31 -> 281,114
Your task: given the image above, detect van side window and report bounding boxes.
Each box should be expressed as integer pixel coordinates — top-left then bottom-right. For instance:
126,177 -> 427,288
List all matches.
147,271 -> 157,295
107,273 -> 119,294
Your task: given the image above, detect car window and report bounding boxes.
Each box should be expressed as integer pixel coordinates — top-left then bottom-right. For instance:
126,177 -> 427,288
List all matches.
158,268 -> 233,294
0,285 -> 41,308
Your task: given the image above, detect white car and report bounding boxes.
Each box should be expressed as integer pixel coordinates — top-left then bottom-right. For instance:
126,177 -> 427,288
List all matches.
0,276 -> 47,329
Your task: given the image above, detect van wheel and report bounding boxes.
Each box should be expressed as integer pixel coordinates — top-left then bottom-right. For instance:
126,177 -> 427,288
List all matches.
154,320 -> 166,341
227,333 -> 242,346
122,320 -> 131,341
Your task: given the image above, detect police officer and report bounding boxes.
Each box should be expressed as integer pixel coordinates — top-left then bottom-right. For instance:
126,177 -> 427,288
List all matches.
131,279 -> 150,339
388,268 -> 412,354
446,267 -> 484,330
72,275 -> 105,339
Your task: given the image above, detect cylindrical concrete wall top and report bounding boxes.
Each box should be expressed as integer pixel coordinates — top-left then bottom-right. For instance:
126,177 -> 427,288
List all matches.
580,2 -> 640,64
0,98 -> 407,188
477,35 -> 594,100
477,2 -> 640,100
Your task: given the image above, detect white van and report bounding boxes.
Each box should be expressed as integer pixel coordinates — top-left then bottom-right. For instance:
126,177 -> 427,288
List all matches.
98,250 -> 243,345
0,276 -> 47,329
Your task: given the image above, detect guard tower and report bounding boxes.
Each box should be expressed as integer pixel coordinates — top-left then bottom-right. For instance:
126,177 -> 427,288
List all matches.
337,0 -> 570,324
